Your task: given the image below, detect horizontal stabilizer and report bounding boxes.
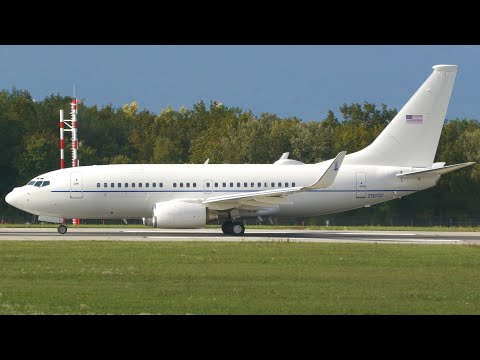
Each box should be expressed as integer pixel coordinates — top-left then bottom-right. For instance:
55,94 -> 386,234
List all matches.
396,162 -> 475,179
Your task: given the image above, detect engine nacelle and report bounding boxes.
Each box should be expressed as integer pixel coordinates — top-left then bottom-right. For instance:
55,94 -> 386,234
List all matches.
152,201 -> 218,229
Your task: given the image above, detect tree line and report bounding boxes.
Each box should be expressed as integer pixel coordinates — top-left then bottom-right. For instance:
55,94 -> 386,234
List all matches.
1,88 -> 479,224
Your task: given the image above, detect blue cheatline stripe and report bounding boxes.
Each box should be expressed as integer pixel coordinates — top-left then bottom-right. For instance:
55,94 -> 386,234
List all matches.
52,189 -> 417,194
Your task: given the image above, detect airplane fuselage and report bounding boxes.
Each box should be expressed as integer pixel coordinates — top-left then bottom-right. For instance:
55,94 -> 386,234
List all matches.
6,162 -> 437,220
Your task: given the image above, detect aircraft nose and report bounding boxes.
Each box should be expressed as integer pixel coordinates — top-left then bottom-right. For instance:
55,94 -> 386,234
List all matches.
5,188 -> 24,209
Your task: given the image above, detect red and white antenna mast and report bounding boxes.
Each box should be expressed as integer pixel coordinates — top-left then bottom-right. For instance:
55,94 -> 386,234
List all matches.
59,100 -> 79,168
59,98 -> 80,225
60,109 -> 65,169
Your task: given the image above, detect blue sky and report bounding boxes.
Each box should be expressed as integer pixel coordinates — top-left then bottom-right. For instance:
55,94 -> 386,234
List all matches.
0,45 -> 478,121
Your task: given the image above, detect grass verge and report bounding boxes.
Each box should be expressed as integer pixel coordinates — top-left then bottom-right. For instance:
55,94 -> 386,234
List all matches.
0,241 -> 479,314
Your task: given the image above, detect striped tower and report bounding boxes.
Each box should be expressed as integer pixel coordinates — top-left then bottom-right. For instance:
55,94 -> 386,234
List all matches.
71,99 -> 80,225
60,110 -> 65,169
71,99 -> 78,168
60,100 -> 81,225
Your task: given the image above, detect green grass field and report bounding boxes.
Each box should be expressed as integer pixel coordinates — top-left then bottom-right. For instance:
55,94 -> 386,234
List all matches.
1,241 -> 479,314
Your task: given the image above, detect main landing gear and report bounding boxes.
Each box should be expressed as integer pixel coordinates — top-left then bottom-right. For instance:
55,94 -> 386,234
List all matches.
221,221 -> 245,236
57,224 -> 68,234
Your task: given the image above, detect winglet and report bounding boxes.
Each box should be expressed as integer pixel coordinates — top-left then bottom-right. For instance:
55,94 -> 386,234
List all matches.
305,151 -> 347,190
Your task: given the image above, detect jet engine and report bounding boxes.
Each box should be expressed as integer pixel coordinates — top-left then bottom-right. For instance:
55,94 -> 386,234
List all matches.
151,201 -> 218,228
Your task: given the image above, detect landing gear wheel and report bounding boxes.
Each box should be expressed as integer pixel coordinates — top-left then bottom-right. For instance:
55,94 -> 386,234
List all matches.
221,221 -> 231,235
58,224 -> 68,234
231,221 -> 245,236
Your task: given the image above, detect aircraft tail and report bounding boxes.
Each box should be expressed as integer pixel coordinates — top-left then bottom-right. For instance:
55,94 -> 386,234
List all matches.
344,65 -> 458,167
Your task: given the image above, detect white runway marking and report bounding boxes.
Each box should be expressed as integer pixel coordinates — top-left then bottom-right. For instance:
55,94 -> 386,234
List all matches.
333,232 -> 417,236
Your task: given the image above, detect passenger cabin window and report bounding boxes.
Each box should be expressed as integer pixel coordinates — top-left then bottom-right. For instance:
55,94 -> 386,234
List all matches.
118,183 -> 122,188
180,183 -> 184,188
97,183 -> 100,188
186,183 -> 190,188
173,183 -> 177,188
244,182 -> 248,187
237,182 -> 240,188
104,183 -> 108,188
206,183 -> 210,188
223,182 -> 226,188
159,183 -> 163,188
146,183 -> 149,188
278,182 -> 282,187
230,182 -> 233,187
153,183 -> 156,188
285,182 -> 289,187
214,183 -> 218,188
258,182 -> 261,187
271,182 -> 275,187
132,183 -> 135,188
193,183 -> 196,188
111,183 -> 114,188
125,183 -> 129,188
139,183 -> 143,188
251,182 -> 254,187
292,182 -> 296,187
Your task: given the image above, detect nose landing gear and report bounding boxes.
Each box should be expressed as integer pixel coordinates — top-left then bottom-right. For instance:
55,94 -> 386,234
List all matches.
57,224 -> 68,234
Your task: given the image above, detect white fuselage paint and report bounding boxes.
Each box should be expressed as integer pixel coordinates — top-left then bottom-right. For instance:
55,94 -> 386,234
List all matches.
6,161 -> 437,220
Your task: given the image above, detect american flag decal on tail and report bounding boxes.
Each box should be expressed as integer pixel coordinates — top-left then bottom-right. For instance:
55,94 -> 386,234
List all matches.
406,114 -> 423,124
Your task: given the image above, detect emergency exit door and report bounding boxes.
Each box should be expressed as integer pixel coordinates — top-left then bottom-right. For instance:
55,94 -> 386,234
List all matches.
204,179 -> 213,194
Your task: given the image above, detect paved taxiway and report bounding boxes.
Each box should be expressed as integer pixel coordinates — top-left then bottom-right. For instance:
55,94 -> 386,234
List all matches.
0,227 -> 479,245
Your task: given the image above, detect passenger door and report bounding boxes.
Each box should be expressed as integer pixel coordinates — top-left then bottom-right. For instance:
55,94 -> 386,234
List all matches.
356,172 -> 366,199
70,173 -> 83,199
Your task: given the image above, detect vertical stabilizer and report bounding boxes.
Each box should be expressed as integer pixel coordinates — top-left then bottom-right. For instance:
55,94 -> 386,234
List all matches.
344,65 -> 458,167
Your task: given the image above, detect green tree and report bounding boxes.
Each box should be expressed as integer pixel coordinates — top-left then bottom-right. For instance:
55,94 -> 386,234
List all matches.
110,154 -> 132,164
15,133 -> 58,184
152,136 -> 183,163
339,102 -> 396,127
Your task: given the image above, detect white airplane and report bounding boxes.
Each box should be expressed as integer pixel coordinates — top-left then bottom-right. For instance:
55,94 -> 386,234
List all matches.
5,64 -> 475,235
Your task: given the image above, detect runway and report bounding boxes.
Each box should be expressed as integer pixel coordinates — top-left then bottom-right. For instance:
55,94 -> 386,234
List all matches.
0,227 -> 479,245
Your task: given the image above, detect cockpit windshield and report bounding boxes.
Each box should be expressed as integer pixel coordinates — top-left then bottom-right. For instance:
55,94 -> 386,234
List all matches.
27,179 -> 50,187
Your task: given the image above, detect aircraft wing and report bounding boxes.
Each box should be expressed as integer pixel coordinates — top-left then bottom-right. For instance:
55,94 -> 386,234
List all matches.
202,151 -> 346,209
396,161 -> 475,179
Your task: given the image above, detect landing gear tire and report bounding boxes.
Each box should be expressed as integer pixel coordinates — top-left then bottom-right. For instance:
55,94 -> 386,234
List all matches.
231,221 -> 245,236
58,224 -> 68,234
221,220 -> 245,236
221,221 -> 231,235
